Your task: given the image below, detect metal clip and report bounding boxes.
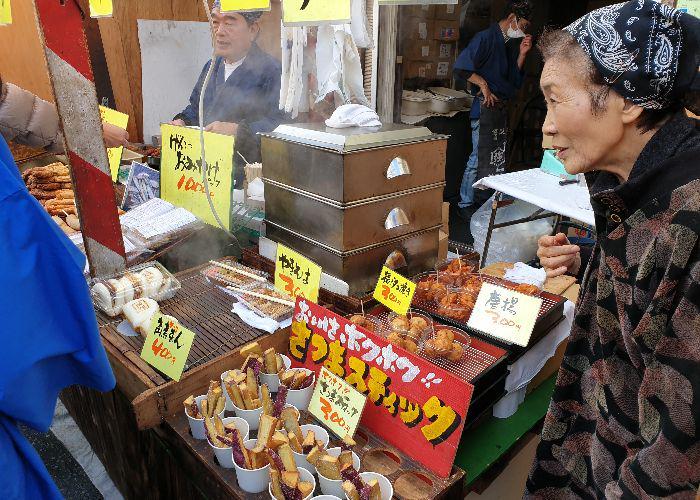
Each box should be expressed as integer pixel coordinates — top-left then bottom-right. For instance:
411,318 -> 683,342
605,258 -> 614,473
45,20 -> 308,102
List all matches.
386,157 -> 411,179
385,208 -> 410,230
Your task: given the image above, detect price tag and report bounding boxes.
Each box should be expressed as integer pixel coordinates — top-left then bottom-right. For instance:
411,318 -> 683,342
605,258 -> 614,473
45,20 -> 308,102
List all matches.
308,367 -> 367,439
275,244 -> 322,303
140,314 -> 196,381
467,283 -> 542,347
99,105 -> 129,181
282,0 -> 351,26
372,266 -> 416,316
220,0 -> 271,12
89,0 -> 113,18
0,0 -> 11,25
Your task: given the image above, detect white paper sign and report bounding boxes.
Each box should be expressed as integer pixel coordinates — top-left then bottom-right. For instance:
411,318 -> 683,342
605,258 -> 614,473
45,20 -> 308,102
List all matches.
467,283 -> 542,347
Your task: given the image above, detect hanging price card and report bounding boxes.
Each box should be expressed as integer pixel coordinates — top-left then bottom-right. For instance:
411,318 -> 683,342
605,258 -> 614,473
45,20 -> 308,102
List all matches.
308,367 -> 367,439
373,266 -> 416,315
221,0 -> 271,12
0,0 -> 11,25
282,0 -> 351,26
467,283 -> 542,347
99,105 -> 129,181
89,0 -> 113,18
275,244 -> 322,303
140,314 -> 196,381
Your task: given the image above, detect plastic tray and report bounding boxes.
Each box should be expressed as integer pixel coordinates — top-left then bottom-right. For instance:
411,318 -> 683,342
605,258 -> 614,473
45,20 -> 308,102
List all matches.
201,259 -> 269,290
89,261 -> 181,317
233,284 -> 294,323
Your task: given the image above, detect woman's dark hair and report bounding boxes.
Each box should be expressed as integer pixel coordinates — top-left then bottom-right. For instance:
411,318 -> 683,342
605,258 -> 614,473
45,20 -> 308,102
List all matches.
502,0 -> 534,22
537,28 -> 679,133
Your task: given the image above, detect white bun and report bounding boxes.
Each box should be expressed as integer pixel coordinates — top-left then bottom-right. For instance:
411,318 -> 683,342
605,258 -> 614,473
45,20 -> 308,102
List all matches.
92,282 -> 117,317
123,298 -> 160,335
140,267 -> 164,298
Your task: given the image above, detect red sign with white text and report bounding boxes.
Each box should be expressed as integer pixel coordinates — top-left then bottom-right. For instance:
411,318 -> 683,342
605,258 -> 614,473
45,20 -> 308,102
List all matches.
289,299 -> 473,478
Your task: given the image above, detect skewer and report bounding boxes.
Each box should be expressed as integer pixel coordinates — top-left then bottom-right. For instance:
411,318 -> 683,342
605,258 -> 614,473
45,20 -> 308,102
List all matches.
210,260 -> 267,282
226,286 -> 295,307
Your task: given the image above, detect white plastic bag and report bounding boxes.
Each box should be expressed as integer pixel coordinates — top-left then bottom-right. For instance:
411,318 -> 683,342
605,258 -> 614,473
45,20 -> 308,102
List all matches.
471,195 -> 555,268
350,0 -> 372,49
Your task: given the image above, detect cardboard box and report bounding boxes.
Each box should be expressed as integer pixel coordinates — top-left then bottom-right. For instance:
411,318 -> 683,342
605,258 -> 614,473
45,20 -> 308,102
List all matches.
433,19 -> 460,41
405,60 -> 436,79
402,4 -> 435,18
405,40 -> 454,62
403,17 -> 434,42
434,3 -> 461,20
438,230 -> 449,261
442,202 -> 450,232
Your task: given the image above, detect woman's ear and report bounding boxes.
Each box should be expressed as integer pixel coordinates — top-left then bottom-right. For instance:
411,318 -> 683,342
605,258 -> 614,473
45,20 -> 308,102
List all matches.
621,99 -> 644,126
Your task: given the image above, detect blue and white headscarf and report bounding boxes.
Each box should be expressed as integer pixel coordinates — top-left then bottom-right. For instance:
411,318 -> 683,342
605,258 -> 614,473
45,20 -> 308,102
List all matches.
565,0 -> 700,110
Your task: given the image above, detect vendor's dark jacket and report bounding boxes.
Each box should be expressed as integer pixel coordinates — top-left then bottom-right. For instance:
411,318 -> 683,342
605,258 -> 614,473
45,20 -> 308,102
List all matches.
174,43 -> 283,176
526,113 -> 700,498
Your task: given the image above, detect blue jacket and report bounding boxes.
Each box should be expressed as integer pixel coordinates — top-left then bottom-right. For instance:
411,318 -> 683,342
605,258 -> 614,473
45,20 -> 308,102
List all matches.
175,43 -> 284,166
0,136 -> 116,499
455,24 -> 525,119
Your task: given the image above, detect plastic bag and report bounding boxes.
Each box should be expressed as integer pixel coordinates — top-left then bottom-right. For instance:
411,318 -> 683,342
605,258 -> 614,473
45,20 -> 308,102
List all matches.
471,195 -> 555,268
350,0 -> 372,49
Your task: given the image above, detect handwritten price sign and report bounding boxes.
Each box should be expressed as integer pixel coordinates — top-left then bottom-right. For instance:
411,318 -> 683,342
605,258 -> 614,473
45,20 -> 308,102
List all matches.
140,314 -> 196,381
373,267 -> 416,315
282,0 -> 351,26
275,243 -> 322,303
221,0 -> 271,11
308,367 -> 367,439
467,283 -> 542,347
89,0 -> 113,18
99,106 -> 129,181
0,0 -> 11,25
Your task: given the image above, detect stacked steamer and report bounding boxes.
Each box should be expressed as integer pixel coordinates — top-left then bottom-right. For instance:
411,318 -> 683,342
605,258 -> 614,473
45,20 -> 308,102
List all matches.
23,162 -> 80,234
261,123 -> 447,295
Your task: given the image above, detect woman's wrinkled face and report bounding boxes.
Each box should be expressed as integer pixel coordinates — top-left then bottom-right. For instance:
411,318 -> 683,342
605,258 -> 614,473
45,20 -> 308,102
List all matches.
540,55 -> 625,175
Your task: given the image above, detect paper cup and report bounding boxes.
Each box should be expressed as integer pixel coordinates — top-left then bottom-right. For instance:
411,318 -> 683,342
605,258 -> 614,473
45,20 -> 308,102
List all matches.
269,466 -> 316,500
232,401 -> 264,432
234,438 -> 271,494
317,448 -> 361,498
259,354 -> 292,393
344,472 -> 393,500
286,369 -> 316,411
187,395 -> 225,440
311,497 -> 342,500
208,416 -> 251,468
292,424 -> 330,474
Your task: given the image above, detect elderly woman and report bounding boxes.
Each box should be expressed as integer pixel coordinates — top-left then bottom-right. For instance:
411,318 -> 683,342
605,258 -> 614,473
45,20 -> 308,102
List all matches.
526,1 -> 700,498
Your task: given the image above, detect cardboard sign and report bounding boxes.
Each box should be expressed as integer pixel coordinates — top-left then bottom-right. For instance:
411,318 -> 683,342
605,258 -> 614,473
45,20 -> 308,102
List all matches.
373,267 -> 416,316
89,0 -> 113,18
99,106 -> 129,181
282,0 -> 351,26
308,366 -> 367,439
140,314 -> 196,381
275,244 -> 322,303
0,0 -> 11,25
676,0 -> 700,17
160,124 -> 234,230
290,299 -> 473,478
220,0 -> 271,12
467,283 -> 542,347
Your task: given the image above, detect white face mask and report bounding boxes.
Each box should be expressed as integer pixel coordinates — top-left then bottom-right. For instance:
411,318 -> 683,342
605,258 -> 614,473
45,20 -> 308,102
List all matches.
507,18 -> 526,39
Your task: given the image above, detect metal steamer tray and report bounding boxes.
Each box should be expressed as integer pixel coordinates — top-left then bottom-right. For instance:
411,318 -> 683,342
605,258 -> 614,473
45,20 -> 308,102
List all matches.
412,274 -> 567,353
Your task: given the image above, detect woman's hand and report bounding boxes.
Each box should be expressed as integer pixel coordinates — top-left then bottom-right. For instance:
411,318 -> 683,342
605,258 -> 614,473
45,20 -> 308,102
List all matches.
537,233 -> 581,278
102,122 -> 130,148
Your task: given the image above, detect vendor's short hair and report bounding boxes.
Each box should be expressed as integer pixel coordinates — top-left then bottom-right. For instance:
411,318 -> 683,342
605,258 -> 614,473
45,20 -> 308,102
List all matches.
537,28 -> 678,133
502,0 -> 533,21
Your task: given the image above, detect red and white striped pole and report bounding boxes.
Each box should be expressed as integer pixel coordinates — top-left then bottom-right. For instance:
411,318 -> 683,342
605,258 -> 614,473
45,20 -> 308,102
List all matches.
33,0 -> 126,277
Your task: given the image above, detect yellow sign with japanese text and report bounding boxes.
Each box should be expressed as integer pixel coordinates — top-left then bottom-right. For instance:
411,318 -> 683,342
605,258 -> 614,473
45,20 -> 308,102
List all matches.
275,243 -> 322,303
0,0 -> 11,25
160,124 -> 234,230
140,314 -> 196,381
467,283 -> 542,347
221,0 -> 271,12
282,0 -> 351,26
99,106 -> 129,181
308,366 -> 367,439
89,0 -> 113,18
373,266 -> 416,316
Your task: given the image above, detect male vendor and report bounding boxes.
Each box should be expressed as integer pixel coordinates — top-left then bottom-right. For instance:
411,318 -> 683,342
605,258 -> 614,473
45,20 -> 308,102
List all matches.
454,0 -> 533,225
170,2 -> 283,180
